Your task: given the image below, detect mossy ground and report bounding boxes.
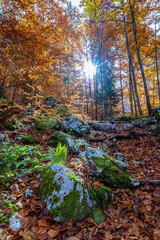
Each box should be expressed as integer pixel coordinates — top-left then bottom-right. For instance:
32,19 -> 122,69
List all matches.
20,135 -> 40,144
35,117 -> 61,131
48,131 -> 69,147
91,156 -> 132,188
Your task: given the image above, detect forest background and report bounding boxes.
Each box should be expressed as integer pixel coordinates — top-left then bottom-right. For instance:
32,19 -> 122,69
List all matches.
0,0 -> 160,120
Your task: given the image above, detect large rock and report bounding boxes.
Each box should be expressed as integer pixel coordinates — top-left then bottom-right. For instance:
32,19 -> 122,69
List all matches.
0,133 -> 10,146
120,123 -> 135,131
44,96 -> 62,108
132,118 -> 157,127
35,117 -> 61,131
79,147 -> 138,189
92,122 -> 116,132
49,131 -> 89,154
151,106 -> 160,120
62,117 -> 90,137
40,164 -> 113,223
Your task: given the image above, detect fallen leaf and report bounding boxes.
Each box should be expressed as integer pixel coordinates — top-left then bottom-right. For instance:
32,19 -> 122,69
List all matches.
67,237 -> 80,240
146,205 -> 152,211
47,229 -> 60,238
38,219 -> 49,227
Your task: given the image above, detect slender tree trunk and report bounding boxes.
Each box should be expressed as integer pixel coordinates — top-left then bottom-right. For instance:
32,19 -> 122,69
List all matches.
129,63 -> 134,115
120,56 -> 125,115
97,27 -> 104,119
129,60 -> 137,116
123,14 -> 142,115
130,3 -> 152,115
0,62 -> 8,98
155,13 -> 160,103
88,76 -> 94,120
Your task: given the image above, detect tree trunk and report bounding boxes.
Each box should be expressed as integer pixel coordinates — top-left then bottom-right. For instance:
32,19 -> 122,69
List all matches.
97,27 -> 104,119
129,62 -> 134,115
129,59 -> 137,116
120,56 -> 125,115
123,14 -> 142,115
155,13 -> 160,103
130,3 -> 152,115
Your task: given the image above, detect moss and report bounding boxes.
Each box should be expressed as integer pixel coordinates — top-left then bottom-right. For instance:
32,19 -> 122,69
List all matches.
50,188 -> 91,222
66,171 -> 82,183
91,156 -> 131,188
49,131 -> 69,147
35,117 -> 61,131
153,125 -> 160,135
0,216 -> 8,223
66,132 -> 75,137
20,135 -> 40,144
115,115 -> 136,121
5,121 -> 16,130
40,168 -> 61,200
89,185 -> 112,210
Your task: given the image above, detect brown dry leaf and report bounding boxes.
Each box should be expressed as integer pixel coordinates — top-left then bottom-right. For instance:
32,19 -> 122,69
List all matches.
31,199 -> 38,205
38,219 -> 49,227
93,181 -> 101,189
19,230 -> 37,240
59,176 -> 64,181
86,217 -> 94,224
37,233 -> 48,240
37,226 -> 48,234
47,229 -> 60,238
146,205 -> 152,211
67,237 -> 80,240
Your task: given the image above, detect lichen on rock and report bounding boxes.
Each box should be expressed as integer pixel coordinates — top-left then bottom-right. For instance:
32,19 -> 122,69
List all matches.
40,164 -> 113,223
62,117 -> 90,137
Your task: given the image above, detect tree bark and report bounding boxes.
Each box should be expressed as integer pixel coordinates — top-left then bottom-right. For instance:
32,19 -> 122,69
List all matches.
155,13 -> 160,103
120,56 -> 125,115
123,14 -> 142,115
130,3 -> 152,115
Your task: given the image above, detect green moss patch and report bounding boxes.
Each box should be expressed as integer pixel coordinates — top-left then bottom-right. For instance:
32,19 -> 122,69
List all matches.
35,116 -> 61,131
20,135 -> 40,144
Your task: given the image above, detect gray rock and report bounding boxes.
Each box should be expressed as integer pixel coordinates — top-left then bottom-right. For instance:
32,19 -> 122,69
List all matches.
9,216 -> 22,231
67,138 -> 89,154
151,106 -> 160,119
92,122 -> 116,132
0,134 -> 5,141
114,160 -> 127,169
24,188 -> 33,199
132,118 -> 157,127
40,164 -> 112,222
149,179 -> 160,186
79,147 -> 106,160
130,177 -> 140,188
113,153 -> 127,162
120,123 -> 135,131
62,117 -> 90,137
44,96 -> 61,108
133,161 -> 142,166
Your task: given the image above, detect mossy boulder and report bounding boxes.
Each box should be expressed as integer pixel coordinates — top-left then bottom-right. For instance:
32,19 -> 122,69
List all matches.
35,116 -> 61,131
79,147 -> 139,189
49,131 -> 71,147
49,131 -> 89,154
151,106 -> 160,120
132,118 -> 157,127
40,164 -> 113,223
62,117 -> 90,137
92,122 -> 116,132
5,121 -> 16,130
152,125 -> 160,135
19,135 -> 40,145
44,96 -> 62,108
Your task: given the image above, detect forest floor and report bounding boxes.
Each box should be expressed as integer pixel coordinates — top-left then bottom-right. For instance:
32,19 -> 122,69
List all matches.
0,120 -> 160,240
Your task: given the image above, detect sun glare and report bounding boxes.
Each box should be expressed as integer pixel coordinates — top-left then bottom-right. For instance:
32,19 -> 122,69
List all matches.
84,61 -> 97,78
